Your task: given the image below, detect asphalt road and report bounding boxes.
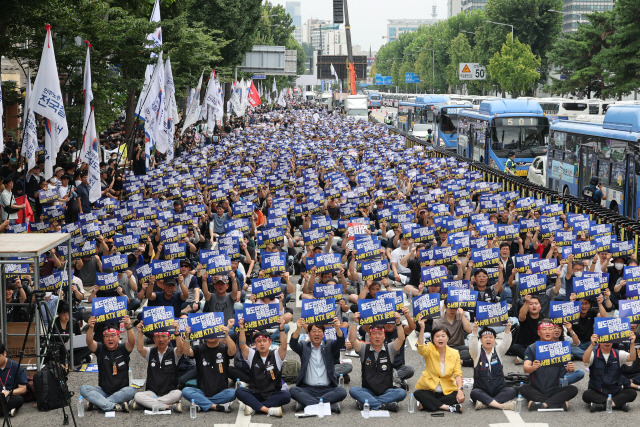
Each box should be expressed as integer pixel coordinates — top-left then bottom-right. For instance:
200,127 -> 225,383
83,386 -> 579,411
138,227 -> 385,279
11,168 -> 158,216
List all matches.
15,279 -> 639,427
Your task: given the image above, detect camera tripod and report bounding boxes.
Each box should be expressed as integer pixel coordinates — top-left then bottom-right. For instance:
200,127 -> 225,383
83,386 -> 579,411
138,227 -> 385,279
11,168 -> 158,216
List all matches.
1,291 -> 76,427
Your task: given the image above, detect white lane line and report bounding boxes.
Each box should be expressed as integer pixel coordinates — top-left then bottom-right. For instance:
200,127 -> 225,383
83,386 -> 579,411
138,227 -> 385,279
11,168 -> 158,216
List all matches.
488,409 -> 548,427
216,404 -> 274,427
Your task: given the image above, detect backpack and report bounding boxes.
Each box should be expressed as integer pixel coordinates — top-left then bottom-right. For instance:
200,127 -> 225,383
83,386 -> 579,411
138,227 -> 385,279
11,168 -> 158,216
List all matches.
280,359 -> 300,384
33,362 -> 71,411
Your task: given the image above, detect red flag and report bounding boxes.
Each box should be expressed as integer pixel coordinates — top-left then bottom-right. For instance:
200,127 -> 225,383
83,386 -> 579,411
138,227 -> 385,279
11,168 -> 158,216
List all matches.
247,81 -> 262,107
15,196 -> 35,224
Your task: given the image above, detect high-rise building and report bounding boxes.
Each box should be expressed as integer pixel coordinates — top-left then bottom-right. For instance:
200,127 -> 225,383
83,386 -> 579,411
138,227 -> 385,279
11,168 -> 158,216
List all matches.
304,18 -> 332,52
386,19 -> 441,43
460,0 -> 488,12
560,0 -> 615,32
447,0 -> 462,17
286,1 -> 303,44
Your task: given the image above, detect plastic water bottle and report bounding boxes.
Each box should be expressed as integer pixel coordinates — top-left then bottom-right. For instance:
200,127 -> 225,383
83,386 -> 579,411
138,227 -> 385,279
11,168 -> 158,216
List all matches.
235,378 -> 241,389
152,395 -> 159,414
515,393 -> 524,413
363,399 -> 370,418
190,399 -> 197,419
318,398 -> 325,418
606,394 -> 612,413
338,374 -> 345,388
408,393 -> 416,413
128,367 -> 133,384
78,396 -> 85,418
560,375 -> 568,387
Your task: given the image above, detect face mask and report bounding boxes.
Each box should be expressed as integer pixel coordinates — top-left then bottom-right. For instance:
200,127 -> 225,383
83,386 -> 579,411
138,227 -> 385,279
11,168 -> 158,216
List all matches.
573,271 -> 583,278
615,263 -> 624,271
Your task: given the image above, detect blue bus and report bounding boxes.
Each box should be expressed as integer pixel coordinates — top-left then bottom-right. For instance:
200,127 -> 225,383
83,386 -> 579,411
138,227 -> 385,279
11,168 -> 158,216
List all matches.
457,99 -> 549,176
548,105 -> 640,219
397,94 -> 449,133
433,101 -> 473,150
367,92 -> 382,109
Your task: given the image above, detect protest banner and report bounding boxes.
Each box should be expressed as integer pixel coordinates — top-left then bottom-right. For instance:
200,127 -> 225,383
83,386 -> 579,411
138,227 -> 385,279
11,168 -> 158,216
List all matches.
360,259 -> 389,281
573,276 -> 601,300
96,272 -> 119,291
354,237 -> 381,261
301,299 -> 336,325
377,290 -> 403,312
261,251 -> 286,275
114,234 -> 139,252
514,254 -> 540,273
207,254 -> 232,276
529,258 -> 558,275
92,296 -> 127,323
609,241 -> 635,258
135,263 -> 152,284
518,274 -> 547,297
302,228 -> 327,246
535,341 -> 571,366
412,293 -> 441,321
313,283 -> 343,300
251,277 -> 282,300
358,296 -> 396,325
572,241 -> 597,260
618,300 -> 640,323
188,312 -> 226,339
440,280 -> 470,299
420,266 -> 448,287
475,301 -> 508,327
549,301 -> 581,324
594,317 -> 631,343
242,303 -> 280,331
142,306 -> 175,334
314,253 -> 342,274
39,271 -> 64,293
163,242 -> 187,260
446,288 -> 478,309
152,259 -> 180,279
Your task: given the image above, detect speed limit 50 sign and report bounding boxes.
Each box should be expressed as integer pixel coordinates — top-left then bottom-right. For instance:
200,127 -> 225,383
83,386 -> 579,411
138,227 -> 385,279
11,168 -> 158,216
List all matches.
459,63 -> 486,80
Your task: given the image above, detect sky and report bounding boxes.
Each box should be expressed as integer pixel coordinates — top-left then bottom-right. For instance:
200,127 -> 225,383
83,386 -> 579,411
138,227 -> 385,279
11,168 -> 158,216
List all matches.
270,0 -> 445,52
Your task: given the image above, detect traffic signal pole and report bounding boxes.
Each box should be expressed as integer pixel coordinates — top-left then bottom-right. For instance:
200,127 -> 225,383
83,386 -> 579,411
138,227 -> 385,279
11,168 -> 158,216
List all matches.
343,0 -> 357,95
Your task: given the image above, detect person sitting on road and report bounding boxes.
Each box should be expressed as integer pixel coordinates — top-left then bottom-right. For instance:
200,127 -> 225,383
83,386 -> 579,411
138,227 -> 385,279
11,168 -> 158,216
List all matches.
469,322 -> 517,410
289,316 -> 347,413
79,316 -> 135,413
348,312 -> 407,412
181,319 -> 237,413
0,341 -> 28,417
413,318 -> 464,413
132,320 -> 184,413
581,331 -> 638,412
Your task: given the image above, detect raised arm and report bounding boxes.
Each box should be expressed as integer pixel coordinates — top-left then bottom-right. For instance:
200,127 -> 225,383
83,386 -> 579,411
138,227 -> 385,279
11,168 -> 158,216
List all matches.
86,316 -> 98,353
136,322 -> 148,358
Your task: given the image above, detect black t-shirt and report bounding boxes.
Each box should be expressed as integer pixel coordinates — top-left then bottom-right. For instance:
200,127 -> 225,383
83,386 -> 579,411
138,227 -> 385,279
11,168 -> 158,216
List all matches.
96,342 -> 131,395
516,312 -> 541,346
573,308 -> 598,343
407,258 -> 421,288
194,343 -> 231,397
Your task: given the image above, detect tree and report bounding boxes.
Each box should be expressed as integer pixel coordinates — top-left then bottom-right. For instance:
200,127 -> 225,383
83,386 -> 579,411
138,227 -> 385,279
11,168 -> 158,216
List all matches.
446,34 -> 473,92
488,36 -> 540,98
546,11 -> 614,99
596,0 -> 640,97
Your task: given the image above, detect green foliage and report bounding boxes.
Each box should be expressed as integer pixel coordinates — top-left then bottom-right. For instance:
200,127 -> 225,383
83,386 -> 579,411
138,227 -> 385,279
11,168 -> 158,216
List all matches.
488,35 -> 541,98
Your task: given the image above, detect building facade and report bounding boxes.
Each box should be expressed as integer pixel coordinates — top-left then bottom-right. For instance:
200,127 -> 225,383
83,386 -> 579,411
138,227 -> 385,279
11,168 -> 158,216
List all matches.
560,0 -> 615,32
386,19 -> 441,43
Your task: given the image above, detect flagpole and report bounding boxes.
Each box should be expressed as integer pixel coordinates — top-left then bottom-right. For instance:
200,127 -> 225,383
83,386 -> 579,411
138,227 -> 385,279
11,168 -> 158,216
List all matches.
75,41 -> 94,170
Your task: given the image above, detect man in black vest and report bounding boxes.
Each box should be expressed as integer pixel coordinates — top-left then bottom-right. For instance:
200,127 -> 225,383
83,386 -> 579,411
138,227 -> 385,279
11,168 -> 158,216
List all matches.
469,322 -> 517,410
236,317 -> 290,417
582,331 -> 638,411
290,316 -> 347,413
181,319 -> 237,412
348,312 -> 407,412
132,320 -> 184,412
80,316 -> 135,412
521,319 -> 579,411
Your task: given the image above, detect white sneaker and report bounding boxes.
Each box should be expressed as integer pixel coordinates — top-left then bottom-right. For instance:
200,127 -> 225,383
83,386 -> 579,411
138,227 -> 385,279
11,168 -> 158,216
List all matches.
475,401 -> 487,410
244,404 -> 255,416
267,406 -> 283,417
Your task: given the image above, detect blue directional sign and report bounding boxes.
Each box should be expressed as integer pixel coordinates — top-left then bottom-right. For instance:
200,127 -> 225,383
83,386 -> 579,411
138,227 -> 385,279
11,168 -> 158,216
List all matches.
376,75 -> 393,85
252,74 -> 266,79
405,72 -> 421,83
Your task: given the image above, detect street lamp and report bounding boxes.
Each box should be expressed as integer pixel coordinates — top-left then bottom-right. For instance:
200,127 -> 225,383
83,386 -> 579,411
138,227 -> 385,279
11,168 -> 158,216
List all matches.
486,20 -> 514,42
460,30 -> 476,36
424,48 -> 435,94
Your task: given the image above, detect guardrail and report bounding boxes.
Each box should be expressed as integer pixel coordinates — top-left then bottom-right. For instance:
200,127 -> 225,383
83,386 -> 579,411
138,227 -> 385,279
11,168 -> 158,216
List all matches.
372,116 -> 640,256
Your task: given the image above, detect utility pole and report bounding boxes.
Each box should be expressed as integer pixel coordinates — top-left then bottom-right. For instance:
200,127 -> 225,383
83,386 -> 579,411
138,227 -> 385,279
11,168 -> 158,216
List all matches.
343,0 -> 357,95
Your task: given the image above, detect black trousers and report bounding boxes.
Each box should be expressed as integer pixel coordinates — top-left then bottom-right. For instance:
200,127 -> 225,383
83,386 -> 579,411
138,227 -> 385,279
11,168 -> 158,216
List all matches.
0,395 -> 24,415
520,384 -> 578,408
414,389 -> 458,412
470,387 -> 518,406
582,389 -> 637,407
509,343 -> 527,360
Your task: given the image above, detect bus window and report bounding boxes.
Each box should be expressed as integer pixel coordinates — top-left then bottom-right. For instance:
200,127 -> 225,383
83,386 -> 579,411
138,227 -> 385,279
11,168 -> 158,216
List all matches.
598,160 -> 611,185
552,131 -> 566,150
589,105 -> 600,115
611,161 -> 625,189
562,102 -> 587,111
440,113 -> 458,134
609,140 -> 627,163
540,103 -> 559,115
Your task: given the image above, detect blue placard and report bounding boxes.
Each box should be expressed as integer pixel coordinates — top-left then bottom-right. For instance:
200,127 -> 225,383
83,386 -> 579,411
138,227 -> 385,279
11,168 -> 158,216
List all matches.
619,300 -> 640,323
360,259 -> 389,281
535,341 -> 571,366
354,237 -> 381,261
302,228 -> 327,246
518,274 -> 547,297
446,288 -> 478,309
96,272 -> 119,291
164,242 -> 187,260
594,317 -> 631,343
411,226 -> 435,243
102,254 -> 128,272
92,296 -> 128,323
610,241 -> 635,258
358,296 -> 396,325
39,271 -> 64,292
142,306 -> 175,334
207,254 -> 232,276
420,266 -> 448,287
475,301 -> 508,327
251,277 -> 282,300
242,303 -> 280,331
514,253 -> 540,273
497,224 -> 520,241
573,276 -> 601,299
314,253 -> 342,274
188,312 -> 226,339
471,248 -> 500,268
529,258 -> 557,275
152,259 -> 180,279
377,290 -> 403,312
314,283 -> 343,300
302,299 -> 336,325
549,301 -> 581,324
114,234 -> 139,252
412,293 -> 441,321
261,251 -> 286,275
135,264 -> 152,283
572,241 -> 597,260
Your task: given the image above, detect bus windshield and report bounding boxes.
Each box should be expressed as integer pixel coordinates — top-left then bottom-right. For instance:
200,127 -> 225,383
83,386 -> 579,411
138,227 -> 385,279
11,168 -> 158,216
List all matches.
491,116 -> 549,157
440,113 -> 459,134
370,95 -> 381,100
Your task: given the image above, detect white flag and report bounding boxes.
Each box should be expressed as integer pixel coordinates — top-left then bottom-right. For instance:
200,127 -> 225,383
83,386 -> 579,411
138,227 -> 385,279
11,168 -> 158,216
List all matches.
29,25 -> 68,179
0,78 -> 3,153
85,108 -> 101,202
272,77 -> 277,95
164,58 -> 178,162
136,0 -> 162,118
181,72 -> 203,135
141,53 -> 166,163
80,43 -> 93,163
277,89 -> 287,107
21,71 -> 37,171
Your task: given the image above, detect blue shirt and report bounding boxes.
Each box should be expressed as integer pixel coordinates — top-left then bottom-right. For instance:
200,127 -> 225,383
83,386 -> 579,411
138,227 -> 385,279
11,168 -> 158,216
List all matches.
154,291 -> 184,314
0,359 -> 28,391
211,213 -> 229,234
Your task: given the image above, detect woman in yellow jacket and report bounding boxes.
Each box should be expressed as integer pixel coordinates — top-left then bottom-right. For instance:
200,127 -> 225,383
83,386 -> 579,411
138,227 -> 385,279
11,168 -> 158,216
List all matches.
414,316 -> 465,413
